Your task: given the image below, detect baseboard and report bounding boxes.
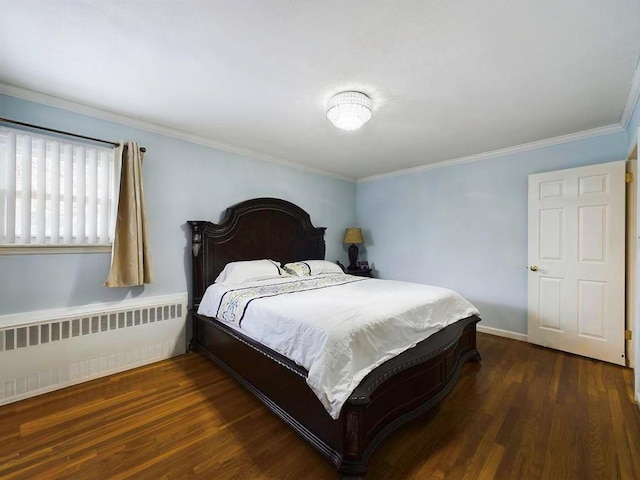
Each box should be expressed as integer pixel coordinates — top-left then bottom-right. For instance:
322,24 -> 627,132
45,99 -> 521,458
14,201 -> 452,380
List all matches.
0,293 -> 188,406
477,325 -> 528,342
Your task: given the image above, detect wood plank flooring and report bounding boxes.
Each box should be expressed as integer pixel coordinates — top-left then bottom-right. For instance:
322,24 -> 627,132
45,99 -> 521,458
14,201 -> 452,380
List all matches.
1,333 -> 639,479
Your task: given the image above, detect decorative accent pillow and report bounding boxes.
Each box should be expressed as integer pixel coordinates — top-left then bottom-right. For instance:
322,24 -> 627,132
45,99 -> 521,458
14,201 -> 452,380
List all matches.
283,262 -> 312,277
284,260 -> 344,276
215,259 -> 284,286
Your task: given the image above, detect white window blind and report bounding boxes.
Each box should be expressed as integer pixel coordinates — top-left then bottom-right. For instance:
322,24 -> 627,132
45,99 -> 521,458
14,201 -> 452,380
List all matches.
0,127 -> 117,246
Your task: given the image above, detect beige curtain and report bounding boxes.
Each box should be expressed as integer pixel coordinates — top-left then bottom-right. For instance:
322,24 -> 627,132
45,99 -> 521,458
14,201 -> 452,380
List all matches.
105,142 -> 153,287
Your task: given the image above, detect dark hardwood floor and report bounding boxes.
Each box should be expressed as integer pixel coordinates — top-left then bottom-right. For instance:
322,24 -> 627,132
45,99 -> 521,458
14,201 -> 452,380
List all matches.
1,333 -> 639,479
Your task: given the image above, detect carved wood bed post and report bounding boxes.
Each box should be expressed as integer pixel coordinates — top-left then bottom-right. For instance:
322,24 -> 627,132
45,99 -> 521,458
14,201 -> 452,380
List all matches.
341,406 -> 367,477
188,221 -> 207,352
188,221 -> 206,308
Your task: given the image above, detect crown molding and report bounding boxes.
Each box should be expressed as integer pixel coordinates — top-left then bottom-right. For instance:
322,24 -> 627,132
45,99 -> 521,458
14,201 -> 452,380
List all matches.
2,83 -> 630,186
0,83 -> 355,183
357,124 -> 626,184
621,56 -> 640,129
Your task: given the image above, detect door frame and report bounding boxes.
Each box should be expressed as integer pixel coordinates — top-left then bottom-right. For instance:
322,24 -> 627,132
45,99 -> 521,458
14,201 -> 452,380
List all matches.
626,153 -> 636,369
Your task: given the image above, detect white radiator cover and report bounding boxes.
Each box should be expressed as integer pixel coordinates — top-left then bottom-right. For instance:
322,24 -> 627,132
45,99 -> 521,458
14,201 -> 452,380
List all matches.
0,293 -> 187,405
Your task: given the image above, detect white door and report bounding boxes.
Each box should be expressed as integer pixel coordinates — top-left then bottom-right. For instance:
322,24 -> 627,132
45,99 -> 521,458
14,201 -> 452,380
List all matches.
528,160 -> 626,365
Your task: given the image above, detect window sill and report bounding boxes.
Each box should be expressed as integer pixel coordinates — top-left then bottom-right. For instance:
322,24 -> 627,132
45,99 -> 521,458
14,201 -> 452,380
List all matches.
0,244 -> 112,255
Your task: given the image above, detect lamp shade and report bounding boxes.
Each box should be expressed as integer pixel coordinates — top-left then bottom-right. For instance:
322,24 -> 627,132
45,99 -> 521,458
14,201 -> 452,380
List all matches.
343,227 -> 364,244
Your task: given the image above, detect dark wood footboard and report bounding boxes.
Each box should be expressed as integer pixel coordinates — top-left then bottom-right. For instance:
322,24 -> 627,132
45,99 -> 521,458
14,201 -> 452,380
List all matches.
192,311 -> 480,478
338,316 -> 480,477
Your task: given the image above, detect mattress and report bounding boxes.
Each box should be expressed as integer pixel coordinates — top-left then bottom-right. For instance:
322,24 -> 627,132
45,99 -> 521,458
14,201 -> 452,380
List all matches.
197,274 -> 479,419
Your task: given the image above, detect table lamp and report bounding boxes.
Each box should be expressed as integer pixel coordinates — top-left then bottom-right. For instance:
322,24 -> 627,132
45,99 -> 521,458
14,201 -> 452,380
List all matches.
343,227 -> 364,271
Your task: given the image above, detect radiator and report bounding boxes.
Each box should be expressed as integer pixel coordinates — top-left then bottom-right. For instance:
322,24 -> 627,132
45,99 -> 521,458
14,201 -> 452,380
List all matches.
0,293 -> 187,406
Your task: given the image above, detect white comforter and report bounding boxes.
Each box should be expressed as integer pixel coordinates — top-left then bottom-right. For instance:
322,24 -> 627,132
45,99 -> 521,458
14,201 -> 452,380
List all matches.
197,274 -> 479,419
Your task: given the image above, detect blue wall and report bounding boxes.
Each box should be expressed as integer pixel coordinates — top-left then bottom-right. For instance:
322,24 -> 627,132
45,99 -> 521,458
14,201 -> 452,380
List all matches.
356,131 -> 629,334
0,94 -> 356,314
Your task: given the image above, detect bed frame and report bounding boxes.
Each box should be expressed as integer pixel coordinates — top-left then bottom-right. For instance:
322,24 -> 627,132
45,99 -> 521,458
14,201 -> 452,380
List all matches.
188,198 -> 480,479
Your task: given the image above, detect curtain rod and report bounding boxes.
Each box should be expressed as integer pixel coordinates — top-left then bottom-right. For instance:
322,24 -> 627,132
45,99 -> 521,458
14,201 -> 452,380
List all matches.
0,117 -> 147,152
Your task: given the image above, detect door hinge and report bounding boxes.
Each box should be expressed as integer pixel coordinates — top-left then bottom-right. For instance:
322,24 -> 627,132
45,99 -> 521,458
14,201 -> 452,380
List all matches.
626,172 -> 633,183
625,330 -> 632,340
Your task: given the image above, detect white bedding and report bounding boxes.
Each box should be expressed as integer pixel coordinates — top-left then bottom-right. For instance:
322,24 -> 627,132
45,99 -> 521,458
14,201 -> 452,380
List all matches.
197,274 -> 479,419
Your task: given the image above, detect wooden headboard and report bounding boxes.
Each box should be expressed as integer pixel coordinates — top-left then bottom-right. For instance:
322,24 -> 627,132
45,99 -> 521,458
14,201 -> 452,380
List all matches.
188,198 -> 326,308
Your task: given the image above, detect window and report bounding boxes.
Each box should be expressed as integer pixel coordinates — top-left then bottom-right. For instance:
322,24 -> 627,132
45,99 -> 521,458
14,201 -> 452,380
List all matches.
0,127 -> 117,251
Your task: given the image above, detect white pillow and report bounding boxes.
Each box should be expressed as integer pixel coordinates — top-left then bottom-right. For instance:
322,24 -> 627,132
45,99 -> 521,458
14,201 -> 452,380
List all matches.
215,259 -> 284,286
284,260 -> 344,277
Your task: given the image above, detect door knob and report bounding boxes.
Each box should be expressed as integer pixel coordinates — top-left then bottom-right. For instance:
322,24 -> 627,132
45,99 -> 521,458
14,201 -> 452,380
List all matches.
529,265 -> 539,271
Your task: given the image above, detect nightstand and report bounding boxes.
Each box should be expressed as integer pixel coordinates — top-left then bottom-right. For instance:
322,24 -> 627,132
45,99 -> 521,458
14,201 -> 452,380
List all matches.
347,268 -> 374,278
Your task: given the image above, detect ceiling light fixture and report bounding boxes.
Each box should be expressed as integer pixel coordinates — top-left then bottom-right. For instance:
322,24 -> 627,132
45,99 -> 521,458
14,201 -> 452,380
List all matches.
326,91 -> 373,131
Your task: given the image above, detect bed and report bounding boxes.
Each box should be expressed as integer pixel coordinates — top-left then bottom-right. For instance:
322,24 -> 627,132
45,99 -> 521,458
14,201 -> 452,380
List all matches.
188,197 -> 481,479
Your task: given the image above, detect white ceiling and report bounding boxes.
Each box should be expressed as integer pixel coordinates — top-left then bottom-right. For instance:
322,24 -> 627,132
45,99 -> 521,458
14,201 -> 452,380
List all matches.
1,1 -> 640,180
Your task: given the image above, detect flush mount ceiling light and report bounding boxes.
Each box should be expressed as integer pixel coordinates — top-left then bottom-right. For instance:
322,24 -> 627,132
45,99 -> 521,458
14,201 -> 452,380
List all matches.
326,91 -> 373,131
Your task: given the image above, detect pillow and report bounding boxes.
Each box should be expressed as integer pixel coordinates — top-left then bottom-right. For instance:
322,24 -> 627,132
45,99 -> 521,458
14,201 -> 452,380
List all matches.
284,260 -> 344,277
215,259 -> 284,286
283,261 -> 312,277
